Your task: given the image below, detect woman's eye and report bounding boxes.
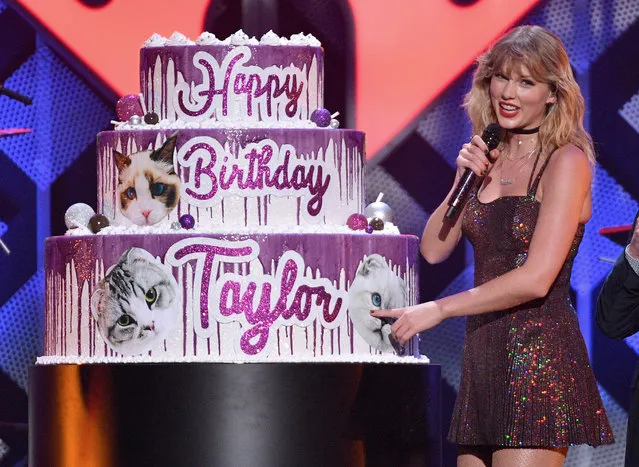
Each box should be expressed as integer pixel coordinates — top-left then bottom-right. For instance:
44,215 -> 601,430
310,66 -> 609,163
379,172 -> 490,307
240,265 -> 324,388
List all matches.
117,314 -> 132,326
126,187 -> 136,200
371,293 -> 382,307
521,79 -> 535,86
145,287 -> 157,306
151,183 -> 165,197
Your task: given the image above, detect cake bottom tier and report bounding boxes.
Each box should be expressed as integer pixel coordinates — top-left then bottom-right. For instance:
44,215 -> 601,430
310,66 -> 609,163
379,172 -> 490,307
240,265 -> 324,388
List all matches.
44,233 -> 421,361
29,362 -> 441,466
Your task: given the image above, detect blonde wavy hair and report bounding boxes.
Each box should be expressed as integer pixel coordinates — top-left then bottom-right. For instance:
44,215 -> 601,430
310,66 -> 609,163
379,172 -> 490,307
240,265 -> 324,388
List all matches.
464,25 -> 595,165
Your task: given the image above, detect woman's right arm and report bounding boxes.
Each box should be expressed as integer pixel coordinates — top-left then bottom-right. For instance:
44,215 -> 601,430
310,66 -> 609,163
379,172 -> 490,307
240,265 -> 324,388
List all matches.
420,181 -> 465,264
420,134 -> 496,264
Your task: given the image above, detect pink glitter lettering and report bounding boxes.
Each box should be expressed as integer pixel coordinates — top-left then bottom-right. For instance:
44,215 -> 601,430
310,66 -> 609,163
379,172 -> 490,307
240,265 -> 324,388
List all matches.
170,242 -> 254,329
176,47 -> 304,120
179,139 -> 331,217
218,258 -> 341,354
182,142 -> 218,201
166,239 -> 346,356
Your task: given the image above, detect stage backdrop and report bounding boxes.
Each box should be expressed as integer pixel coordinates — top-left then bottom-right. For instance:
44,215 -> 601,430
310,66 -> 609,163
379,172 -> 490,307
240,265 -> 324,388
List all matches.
0,0 -> 637,465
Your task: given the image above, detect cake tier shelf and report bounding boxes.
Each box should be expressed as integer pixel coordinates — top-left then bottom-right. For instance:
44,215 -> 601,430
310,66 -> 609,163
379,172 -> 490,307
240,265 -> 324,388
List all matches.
29,362 -> 441,466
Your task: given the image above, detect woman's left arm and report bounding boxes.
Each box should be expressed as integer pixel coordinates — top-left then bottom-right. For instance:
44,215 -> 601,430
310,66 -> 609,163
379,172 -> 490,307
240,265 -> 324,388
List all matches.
374,145 -> 592,343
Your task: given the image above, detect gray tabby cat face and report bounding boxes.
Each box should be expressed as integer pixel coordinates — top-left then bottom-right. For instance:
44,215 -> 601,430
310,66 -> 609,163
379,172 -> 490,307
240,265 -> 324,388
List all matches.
114,133 -> 180,226
91,247 -> 181,355
347,254 -> 408,353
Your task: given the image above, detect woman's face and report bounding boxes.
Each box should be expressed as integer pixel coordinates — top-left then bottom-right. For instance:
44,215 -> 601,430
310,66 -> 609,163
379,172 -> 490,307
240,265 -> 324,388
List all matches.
489,64 -> 556,131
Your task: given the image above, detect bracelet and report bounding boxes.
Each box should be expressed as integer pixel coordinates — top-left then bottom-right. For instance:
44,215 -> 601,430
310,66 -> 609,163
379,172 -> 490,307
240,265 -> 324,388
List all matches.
625,245 -> 639,276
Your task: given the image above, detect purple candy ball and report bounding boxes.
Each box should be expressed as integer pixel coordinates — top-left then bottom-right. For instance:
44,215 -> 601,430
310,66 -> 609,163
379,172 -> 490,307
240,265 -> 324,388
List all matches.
346,213 -> 368,231
179,214 -> 195,229
116,94 -> 144,122
311,108 -> 331,127
365,225 -> 374,234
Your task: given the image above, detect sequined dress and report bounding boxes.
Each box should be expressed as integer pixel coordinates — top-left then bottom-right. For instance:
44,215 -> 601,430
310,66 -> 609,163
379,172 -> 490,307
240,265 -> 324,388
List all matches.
448,154 -> 613,447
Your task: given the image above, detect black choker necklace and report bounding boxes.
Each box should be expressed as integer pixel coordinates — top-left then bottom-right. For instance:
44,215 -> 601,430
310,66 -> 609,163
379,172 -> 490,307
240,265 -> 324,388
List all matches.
509,126 -> 540,135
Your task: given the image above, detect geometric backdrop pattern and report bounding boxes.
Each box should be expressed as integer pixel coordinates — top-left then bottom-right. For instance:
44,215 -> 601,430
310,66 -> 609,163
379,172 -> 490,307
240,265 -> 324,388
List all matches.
0,0 -> 638,465
0,269 -> 43,390
0,42 -> 112,190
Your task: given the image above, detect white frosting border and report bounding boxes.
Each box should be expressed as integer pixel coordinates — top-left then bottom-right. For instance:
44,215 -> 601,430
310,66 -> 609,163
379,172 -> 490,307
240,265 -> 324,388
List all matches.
143,30 -> 321,48
37,354 -> 430,365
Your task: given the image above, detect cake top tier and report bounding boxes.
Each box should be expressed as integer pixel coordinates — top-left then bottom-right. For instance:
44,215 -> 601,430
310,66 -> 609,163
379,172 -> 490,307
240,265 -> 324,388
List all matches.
138,30 -> 324,126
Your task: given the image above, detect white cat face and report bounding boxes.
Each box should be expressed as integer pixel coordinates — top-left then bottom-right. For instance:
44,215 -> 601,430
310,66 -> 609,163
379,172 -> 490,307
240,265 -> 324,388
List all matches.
91,247 -> 181,355
347,254 -> 408,353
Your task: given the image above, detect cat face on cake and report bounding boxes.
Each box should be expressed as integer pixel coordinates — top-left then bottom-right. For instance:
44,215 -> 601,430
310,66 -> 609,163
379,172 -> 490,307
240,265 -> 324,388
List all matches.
91,247 -> 181,355
348,254 -> 407,354
114,133 -> 180,226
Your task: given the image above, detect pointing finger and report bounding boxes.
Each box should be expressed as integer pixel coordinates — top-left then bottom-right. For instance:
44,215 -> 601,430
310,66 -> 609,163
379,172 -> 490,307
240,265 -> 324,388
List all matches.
370,308 -> 403,319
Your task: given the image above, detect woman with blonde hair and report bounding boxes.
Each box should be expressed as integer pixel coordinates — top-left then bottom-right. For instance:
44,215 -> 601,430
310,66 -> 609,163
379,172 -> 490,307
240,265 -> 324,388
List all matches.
373,25 -> 613,466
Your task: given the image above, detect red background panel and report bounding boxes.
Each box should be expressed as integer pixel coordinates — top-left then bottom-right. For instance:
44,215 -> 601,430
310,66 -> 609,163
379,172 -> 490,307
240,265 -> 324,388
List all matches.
8,0 -> 538,156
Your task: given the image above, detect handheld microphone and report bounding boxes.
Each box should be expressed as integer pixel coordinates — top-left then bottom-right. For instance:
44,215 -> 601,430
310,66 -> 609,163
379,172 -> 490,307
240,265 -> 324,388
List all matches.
445,123 -> 504,220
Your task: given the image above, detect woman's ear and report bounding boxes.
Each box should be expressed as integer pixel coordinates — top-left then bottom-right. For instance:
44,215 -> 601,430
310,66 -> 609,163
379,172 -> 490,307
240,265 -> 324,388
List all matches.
546,94 -> 557,105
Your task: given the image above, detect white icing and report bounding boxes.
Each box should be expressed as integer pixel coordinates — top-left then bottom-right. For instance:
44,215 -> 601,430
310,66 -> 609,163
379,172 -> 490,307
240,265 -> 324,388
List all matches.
166,31 -> 194,46
111,117 -> 319,130
142,33 -> 165,48
37,354 -> 430,365
142,30 -> 322,48
65,222 -> 401,236
289,33 -> 321,47
195,31 -> 218,45
259,30 -> 281,46
228,30 -> 254,46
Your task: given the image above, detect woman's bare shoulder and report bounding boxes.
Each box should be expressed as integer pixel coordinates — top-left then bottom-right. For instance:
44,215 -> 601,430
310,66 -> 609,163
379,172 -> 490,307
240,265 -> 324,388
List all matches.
545,143 -> 591,179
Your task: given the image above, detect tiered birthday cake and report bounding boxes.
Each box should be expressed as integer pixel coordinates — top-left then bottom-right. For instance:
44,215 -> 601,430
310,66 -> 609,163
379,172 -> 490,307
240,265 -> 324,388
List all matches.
40,31 -> 423,363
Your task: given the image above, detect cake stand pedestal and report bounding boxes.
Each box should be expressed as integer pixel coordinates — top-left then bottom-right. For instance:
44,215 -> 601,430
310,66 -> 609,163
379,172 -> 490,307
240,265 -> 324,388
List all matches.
29,362 -> 441,466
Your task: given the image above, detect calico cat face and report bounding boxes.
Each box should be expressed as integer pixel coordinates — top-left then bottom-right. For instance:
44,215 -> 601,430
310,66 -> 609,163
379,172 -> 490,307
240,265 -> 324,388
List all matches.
91,247 -> 181,355
114,133 -> 180,226
347,254 -> 408,353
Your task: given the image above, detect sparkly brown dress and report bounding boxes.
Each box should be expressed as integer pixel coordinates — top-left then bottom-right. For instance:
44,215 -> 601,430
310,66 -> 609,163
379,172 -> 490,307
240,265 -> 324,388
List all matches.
448,153 -> 614,447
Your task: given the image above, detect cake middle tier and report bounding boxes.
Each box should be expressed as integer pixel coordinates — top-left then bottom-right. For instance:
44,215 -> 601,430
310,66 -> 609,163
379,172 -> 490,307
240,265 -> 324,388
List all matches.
44,232 -> 420,361
98,128 -> 365,229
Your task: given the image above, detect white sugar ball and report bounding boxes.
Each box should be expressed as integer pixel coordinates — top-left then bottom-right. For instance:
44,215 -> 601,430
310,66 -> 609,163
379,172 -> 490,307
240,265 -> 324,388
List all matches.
65,203 -> 96,229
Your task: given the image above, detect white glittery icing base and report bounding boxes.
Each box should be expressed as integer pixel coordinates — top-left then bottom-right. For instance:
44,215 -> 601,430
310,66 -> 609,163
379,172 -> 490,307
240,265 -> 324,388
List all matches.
37,353 -> 430,365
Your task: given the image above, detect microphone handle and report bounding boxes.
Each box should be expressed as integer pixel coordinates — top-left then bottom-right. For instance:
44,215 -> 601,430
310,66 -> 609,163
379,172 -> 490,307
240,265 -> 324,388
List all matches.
445,169 -> 477,220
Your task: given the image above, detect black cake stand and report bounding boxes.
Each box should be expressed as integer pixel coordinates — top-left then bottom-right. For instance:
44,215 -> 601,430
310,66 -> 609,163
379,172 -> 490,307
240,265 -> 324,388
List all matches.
29,361 -> 441,466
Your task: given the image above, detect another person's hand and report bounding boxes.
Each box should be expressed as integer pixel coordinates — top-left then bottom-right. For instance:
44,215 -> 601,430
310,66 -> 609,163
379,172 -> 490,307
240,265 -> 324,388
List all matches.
371,302 -> 445,345
629,223 -> 639,259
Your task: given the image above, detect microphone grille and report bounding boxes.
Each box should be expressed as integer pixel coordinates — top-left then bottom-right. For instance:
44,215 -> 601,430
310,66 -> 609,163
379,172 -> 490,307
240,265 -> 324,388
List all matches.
483,123 -> 504,151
